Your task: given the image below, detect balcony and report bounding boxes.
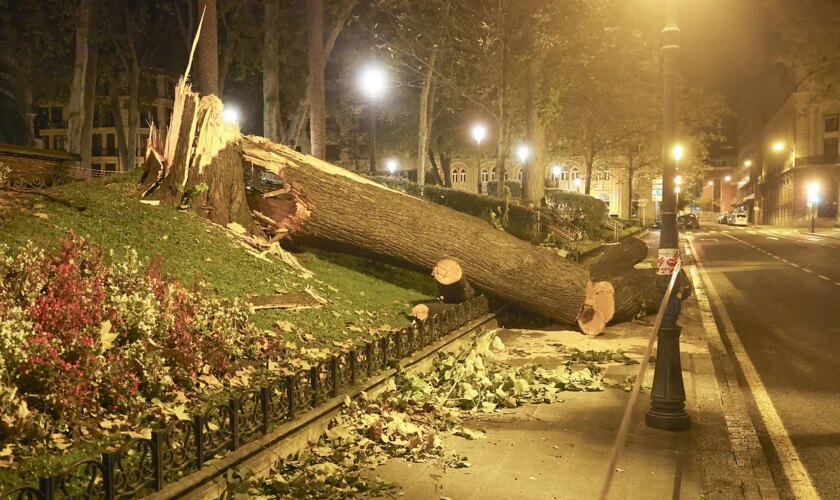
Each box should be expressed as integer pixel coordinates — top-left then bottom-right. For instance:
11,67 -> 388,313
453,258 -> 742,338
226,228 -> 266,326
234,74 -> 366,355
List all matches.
794,155 -> 840,167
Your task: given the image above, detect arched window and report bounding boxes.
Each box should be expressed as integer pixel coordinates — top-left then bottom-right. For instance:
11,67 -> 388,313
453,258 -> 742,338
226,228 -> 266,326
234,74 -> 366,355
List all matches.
459,168 -> 467,183
451,169 -> 459,185
603,169 -> 611,181
491,168 -> 497,181
518,169 -> 523,181
594,170 -> 601,181
504,171 -> 509,181
560,168 -> 568,181
570,167 -> 580,180
481,169 -> 489,182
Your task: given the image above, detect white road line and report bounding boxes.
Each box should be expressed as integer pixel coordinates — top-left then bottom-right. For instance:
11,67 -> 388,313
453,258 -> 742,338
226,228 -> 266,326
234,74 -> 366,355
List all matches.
766,236 -> 779,240
686,238 -> 820,499
835,282 -> 840,287
791,263 -> 801,268
803,268 -> 814,274
819,275 -> 831,281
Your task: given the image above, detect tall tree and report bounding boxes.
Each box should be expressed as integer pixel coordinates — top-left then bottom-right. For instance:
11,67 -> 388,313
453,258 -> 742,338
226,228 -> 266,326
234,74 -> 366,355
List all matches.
263,0 -> 281,141
66,0 -> 94,154
197,0 -> 219,95
308,0 -> 326,159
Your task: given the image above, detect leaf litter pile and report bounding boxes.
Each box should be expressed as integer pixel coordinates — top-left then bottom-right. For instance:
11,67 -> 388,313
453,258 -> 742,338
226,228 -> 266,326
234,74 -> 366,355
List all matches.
230,330 -> 636,499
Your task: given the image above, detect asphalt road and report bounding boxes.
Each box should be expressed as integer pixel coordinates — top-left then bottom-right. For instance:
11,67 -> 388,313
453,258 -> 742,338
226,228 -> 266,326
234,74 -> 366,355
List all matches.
687,224 -> 840,499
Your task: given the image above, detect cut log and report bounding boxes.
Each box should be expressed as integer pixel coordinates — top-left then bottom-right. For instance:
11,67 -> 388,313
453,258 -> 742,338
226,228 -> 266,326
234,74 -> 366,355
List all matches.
578,281 -> 616,336
432,259 -> 476,304
604,268 -> 660,323
584,237 -> 649,281
411,303 -> 456,321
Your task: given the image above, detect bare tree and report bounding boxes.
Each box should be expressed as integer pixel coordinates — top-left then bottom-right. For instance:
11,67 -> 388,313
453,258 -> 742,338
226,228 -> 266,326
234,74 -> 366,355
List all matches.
308,0 -> 326,159
263,0 -> 281,141
66,0 -> 94,154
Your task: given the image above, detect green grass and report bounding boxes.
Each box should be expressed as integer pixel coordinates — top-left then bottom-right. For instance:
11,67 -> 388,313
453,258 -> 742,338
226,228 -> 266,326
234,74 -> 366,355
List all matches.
0,172 -> 437,346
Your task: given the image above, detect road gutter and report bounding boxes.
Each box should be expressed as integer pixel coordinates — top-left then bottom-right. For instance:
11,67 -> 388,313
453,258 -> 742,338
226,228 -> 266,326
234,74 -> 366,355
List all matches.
146,312 -> 500,500
684,236 -> 819,499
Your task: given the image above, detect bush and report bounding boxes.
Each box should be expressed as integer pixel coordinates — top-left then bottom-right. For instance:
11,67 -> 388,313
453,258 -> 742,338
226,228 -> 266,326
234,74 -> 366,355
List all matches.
0,233 -> 280,439
485,180 -> 522,199
544,189 -> 609,237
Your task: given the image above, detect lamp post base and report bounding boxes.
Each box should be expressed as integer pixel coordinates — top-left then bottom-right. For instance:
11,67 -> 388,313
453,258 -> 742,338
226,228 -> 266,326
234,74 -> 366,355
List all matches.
645,405 -> 690,431
646,320 -> 690,431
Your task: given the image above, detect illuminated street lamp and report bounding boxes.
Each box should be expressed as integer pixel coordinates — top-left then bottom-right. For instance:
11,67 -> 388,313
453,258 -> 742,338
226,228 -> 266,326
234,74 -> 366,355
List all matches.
551,165 -> 561,189
359,65 -> 388,173
773,141 -> 786,153
386,159 -> 398,175
807,182 -> 820,233
472,124 -> 486,191
744,159 -> 752,167
222,105 -> 240,124
708,181 -> 714,186
573,177 -> 582,192
673,144 -> 684,163
724,175 -> 732,182
517,144 -> 530,163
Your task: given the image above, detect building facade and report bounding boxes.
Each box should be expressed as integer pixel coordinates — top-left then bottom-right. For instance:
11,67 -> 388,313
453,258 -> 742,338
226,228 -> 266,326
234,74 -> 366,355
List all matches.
35,74 -> 176,175
698,155 -> 738,214
738,90 -> 840,227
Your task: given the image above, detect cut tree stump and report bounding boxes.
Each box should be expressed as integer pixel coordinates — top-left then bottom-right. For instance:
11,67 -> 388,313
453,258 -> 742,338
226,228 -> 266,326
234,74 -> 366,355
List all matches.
605,268 -> 660,323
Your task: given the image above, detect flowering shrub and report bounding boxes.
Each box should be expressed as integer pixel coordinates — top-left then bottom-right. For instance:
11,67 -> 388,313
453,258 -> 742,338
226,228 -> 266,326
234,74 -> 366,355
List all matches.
0,232 -> 277,441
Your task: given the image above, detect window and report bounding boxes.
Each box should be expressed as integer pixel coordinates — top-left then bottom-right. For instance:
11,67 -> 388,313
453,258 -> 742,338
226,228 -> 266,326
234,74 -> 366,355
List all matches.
560,168 -> 568,181
36,107 -> 49,130
459,169 -> 467,183
825,137 -> 838,162
105,163 -> 117,173
451,169 -> 459,185
53,135 -> 65,151
92,134 -> 102,156
50,106 -> 64,128
491,168 -> 497,181
41,135 -> 50,149
603,169 -> 611,181
481,169 -> 489,182
518,169 -> 523,181
106,133 -> 116,155
138,134 -> 149,156
570,167 -> 579,180
594,171 -> 601,181
825,113 -> 839,133
504,171 -> 509,181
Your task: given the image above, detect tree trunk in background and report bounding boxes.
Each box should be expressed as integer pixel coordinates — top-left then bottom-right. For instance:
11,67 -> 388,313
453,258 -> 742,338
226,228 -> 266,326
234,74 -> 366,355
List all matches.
440,150 -> 452,188
125,62 -> 140,171
80,46 -> 97,171
66,0 -> 93,154
109,80 -> 130,172
522,49 -> 544,206
263,0 -> 281,141
627,162 -> 635,221
307,0 -> 326,159
584,151 -> 594,195
428,150 -> 444,187
416,50 -> 437,187
196,0 -> 219,95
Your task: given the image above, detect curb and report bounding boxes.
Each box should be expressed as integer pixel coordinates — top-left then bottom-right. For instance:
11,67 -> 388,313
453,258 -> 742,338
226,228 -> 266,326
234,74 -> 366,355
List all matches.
148,312 -> 500,500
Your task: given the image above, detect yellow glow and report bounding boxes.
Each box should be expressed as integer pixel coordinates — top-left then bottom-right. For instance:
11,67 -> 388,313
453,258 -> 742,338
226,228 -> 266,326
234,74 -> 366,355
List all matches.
386,159 -> 397,173
708,181 -> 714,186
675,175 -> 682,185
517,145 -> 530,163
359,65 -> 388,99
773,141 -> 786,152
724,175 -> 732,182
744,160 -> 752,167
573,178 -> 582,187
673,144 -> 684,162
472,124 -> 486,144
675,186 -> 681,194
807,182 -> 819,200
551,165 -> 561,177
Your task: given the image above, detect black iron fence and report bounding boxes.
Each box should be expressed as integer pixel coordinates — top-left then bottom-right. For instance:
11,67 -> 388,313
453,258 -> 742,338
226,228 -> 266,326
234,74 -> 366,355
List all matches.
0,296 -> 489,500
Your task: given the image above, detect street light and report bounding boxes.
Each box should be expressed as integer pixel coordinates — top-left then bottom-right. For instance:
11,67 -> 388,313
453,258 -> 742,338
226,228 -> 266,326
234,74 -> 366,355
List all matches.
359,65 -> 388,173
573,177 -> 582,192
744,160 -> 752,167
645,0 -> 690,433
773,141 -> 786,152
386,159 -> 397,175
517,144 -> 530,163
472,124 -> 486,191
724,175 -> 732,182
222,105 -> 240,124
551,165 -> 561,189
807,182 -> 820,233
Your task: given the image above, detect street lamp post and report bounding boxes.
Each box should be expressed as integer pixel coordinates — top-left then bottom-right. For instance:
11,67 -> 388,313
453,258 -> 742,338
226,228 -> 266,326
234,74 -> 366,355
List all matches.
552,165 -> 561,189
808,183 -> 819,233
473,124 -> 486,191
646,0 -> 690,432
360,65 -> 387,173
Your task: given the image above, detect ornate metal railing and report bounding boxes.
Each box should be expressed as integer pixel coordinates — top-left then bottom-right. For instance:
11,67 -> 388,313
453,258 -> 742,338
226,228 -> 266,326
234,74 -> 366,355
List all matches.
0,295 -> 489,500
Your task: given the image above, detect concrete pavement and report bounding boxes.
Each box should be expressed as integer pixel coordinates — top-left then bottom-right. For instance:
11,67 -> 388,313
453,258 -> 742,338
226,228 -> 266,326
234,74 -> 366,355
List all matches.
372,235 -> 775,499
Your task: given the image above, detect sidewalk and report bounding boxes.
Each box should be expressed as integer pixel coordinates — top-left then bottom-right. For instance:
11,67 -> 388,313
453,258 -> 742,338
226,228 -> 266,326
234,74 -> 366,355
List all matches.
372,293 -> 760,499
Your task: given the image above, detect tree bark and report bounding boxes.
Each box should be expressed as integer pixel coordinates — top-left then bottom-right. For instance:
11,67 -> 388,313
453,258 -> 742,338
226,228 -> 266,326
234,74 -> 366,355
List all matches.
241,138 -> 597,326
109,80 -> 130,172
416,50 -> 437,187
606,268 -> 659,323
80,46 -> 98,171
411,303 -> 456,321
66,0 -> 94,155
196,0 -> 219,95
307,0 -> 326,159
522,58 -> 545,205
125,61 -> 140,171
263,0 -> 281,142
584,147 -> 594,195
584,237 -> 649,281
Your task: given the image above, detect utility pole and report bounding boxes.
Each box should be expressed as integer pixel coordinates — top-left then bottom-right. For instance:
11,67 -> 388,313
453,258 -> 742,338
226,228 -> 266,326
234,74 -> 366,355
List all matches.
646,0 -> 690,431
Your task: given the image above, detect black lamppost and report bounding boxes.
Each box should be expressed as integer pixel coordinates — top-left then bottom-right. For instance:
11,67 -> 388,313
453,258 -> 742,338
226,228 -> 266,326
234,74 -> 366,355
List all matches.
359,65 -> 387,173
646,0 -> 690,431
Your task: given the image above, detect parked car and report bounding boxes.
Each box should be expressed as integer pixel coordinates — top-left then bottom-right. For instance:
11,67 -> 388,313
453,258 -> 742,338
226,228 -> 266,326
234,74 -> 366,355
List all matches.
678,213 -> 700,229
733,212 -> 748,226
717,213 -> 728,224
651,219 -> 662,229
727,213 -> 736,225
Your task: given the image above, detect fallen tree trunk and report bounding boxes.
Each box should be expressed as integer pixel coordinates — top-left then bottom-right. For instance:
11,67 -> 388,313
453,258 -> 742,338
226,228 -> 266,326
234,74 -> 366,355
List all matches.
432,259 -> 476,304
584,237 -> 649,281
242,137 -> 604,327
141,80 -> 624,332
411,303 -> 456,321
604,268 -> 660,323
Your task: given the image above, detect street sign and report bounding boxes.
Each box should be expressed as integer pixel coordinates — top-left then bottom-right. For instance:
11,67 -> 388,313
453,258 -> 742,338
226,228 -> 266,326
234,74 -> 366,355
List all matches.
651,178 -> 663,202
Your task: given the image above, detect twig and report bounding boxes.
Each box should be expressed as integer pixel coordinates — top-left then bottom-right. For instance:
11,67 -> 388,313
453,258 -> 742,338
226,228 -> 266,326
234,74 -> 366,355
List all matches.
6,187 -> 87,212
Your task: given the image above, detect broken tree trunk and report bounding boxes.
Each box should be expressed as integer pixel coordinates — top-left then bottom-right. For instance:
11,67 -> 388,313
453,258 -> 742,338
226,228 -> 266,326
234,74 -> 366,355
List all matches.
432,259 -> 476,304
240,138 -> 602,327
604,268 -> 660,323
584,237 -> 649,281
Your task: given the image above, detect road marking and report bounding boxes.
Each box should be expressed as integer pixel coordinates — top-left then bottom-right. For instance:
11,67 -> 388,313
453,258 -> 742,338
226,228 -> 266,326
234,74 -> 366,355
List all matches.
686,238 -> 820,499
698,238 -> 719,241
791,263 -> 800,268
766,236 -> 779,240
835,282 -> 840,287
819,275 -> 831,281
781,259 -> 789,263
803,268 -> 813,274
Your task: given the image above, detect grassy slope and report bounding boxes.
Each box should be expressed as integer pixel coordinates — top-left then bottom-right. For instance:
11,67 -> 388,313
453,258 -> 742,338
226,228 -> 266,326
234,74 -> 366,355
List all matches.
0,173 -> 437,345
